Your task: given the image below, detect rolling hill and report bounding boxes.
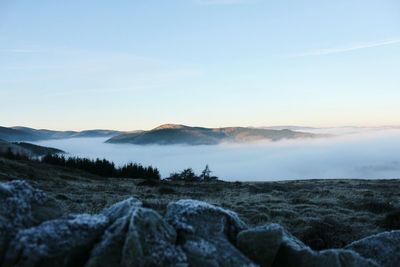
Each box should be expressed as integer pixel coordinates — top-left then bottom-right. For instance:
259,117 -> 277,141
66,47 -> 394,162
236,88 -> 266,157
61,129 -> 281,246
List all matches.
0,140 -> 64,157
0,126 -> 38,141
0,126 -> 122,142
106,124 -> 318,145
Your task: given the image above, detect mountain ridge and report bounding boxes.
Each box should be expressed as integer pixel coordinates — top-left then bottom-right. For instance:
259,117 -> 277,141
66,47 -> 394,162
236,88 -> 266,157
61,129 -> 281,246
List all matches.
107,124 -> 320,145
0,139 -> 64,157
0,126 -> 122,142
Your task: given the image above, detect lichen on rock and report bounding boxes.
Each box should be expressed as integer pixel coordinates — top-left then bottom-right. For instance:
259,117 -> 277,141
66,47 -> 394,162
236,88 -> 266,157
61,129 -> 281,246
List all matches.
165,199 -> 256,267
87,206 -> 187,267
345,230 -> 400,267
0,180 -> 63,263
4,214 -> 109,267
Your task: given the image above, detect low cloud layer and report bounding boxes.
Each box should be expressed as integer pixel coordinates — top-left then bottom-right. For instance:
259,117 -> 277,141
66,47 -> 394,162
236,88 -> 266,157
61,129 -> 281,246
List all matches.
34,128 -> 400,181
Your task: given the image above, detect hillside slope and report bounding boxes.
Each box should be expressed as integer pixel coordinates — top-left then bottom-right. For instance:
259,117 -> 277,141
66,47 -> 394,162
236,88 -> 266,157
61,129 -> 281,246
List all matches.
1,126 -> 122,141
0,156 -> 399,253
106,124 -> 317,145
0,140 -> 64,157
0,126 -> 39,141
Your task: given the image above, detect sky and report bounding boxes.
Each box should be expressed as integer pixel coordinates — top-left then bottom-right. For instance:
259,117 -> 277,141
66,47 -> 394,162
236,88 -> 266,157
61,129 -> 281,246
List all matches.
0,0 -> 399,131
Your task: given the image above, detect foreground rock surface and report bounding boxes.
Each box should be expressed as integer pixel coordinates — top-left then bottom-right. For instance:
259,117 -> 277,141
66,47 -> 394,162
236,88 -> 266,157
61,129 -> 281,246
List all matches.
87,205 -> 187,267
238,223 -> 379,267
345,231 -> 400,267
4,214 -> 108,267
165,199 -> 255,267
0,180 -> 63,263
1,180 -> 398,267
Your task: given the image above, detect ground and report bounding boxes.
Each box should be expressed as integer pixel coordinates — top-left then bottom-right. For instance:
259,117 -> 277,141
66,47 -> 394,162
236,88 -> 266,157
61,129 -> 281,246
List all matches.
1,156 -> 399,250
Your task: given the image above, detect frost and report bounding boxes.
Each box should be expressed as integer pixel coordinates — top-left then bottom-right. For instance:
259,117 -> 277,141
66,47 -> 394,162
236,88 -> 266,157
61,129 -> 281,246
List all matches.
184,239 -> 217,256
5,214 -> 108,265
0,180 -> 48,229
345,230 -> 400,267
165,199 -> 247,233
101,197 -> 142,222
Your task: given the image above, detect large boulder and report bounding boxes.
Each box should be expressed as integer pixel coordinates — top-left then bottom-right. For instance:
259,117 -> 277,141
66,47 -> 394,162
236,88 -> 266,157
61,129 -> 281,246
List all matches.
101,197 -> 142,222
345,230 -> 400,267
3,214 -> 109,267
237,223 -> 379,267
273,226 -> 379,267
86,206 -> 187,267
237,224 -> 283,267
0,180 -> 63,263
165,199 -> 256,267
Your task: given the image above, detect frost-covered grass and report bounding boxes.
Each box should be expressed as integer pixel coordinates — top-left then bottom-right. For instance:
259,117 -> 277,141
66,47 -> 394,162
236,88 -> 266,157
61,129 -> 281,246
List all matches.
1,156 -> 399,250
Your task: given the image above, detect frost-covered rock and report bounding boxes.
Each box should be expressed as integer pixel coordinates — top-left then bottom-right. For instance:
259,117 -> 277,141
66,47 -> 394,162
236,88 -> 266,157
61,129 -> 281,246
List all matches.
86,206 -> 187,267
237,223 -> 379,267
2,180 -> 397,267
101,197 -> 142,222
237,224 -> 284,267
3,214 -> 108,267
345,230 -> 400,267
165,199 -> 256,267
0,180 -> 63,263
271,224 -> 379,267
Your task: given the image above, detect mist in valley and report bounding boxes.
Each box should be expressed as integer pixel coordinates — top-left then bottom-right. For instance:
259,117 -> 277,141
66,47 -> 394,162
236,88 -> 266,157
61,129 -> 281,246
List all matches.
33,128 -> 400,181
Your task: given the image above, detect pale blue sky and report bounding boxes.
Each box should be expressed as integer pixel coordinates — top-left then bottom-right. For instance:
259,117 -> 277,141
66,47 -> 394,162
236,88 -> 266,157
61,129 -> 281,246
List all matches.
0,0 -> 399,130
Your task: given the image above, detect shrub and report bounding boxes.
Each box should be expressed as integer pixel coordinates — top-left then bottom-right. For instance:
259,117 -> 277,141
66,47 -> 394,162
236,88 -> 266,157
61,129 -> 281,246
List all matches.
381,209 -> 400,230
158,186 -> 176,195
167,165 -> 219,182
1,148 -> 29,161
346,199 -> 395,214
300,217 -> 354,250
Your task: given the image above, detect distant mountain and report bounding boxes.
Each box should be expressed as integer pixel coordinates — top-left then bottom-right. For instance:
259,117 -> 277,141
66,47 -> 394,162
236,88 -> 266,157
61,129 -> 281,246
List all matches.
0,126 -> 40,142
0,126 -> 122,141
106,124 -> 318,145
262,126 -> 317,131
0,140 -> 64,157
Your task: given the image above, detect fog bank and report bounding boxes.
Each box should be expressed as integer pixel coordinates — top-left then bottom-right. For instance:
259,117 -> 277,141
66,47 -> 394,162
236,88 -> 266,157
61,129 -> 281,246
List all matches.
33,129 -> 400,181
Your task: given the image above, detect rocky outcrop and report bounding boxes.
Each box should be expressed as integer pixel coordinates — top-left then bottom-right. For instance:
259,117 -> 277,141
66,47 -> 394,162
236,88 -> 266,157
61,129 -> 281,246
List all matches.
1,180 -> 398,267
272,227 -> 379,267
237,223 -> 379,267
4,214 -> 109,267
165,199 -> 255,267
0,180 -> 63,263
87,205 -> 187,267
345,231 -> 400,267
237,224 -> 283,267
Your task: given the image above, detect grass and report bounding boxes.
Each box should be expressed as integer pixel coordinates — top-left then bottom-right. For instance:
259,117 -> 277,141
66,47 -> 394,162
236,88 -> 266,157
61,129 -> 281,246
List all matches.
1,156 -> 399,250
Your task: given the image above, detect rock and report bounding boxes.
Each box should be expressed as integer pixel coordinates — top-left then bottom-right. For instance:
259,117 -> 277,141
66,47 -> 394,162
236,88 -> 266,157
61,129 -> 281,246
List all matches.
0,180 -> 62,228
101,197 -> 142,222
86,206 -> 187,267
271,224 -> 379,267
345,230 -> 400,267
1,180 -> 396,267
165,199 -> 256,267
237,223 -> 379,267
237,224 -> 284,267
3,214 -> 109,267
0,180 -> 63,263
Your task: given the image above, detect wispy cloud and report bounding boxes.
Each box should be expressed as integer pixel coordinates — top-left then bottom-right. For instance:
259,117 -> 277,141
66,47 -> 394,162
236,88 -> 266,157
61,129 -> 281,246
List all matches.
195,0 -> 257,5
0,48 -> 41,53
289,38 -> 400,58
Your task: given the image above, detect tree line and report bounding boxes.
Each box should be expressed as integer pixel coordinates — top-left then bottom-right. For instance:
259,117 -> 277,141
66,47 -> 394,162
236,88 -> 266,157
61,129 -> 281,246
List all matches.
41,154 -> 160,180
1,148 -> 220,182
0,148 -> 160,180
167,165 -> 219,182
